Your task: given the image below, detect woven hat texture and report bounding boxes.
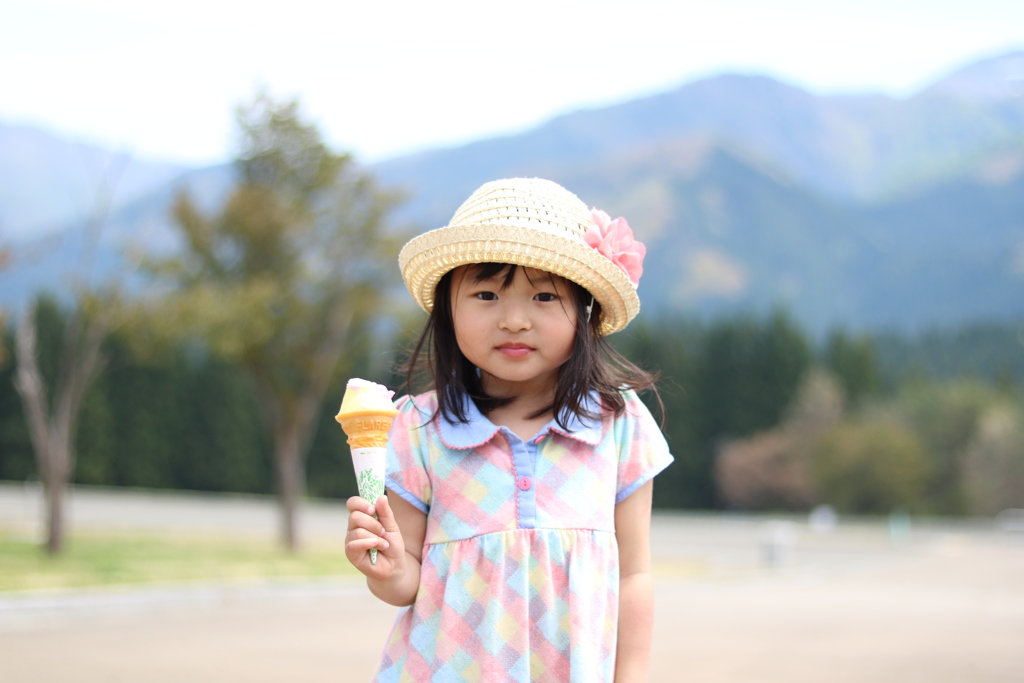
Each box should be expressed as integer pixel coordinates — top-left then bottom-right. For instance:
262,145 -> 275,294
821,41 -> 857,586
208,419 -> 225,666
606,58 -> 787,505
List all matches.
398,178 -> 640,335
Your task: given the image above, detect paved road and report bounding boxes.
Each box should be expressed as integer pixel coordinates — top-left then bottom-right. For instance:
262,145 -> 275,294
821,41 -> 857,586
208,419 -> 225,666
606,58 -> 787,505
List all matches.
2,483 -> 1023,682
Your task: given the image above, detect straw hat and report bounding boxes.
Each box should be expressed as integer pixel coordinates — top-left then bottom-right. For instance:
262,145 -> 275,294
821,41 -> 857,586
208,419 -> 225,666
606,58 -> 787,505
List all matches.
398,178 -> 642,335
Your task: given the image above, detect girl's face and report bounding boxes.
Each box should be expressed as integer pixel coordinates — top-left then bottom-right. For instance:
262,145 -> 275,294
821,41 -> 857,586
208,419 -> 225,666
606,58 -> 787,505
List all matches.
449,265 -> 579,398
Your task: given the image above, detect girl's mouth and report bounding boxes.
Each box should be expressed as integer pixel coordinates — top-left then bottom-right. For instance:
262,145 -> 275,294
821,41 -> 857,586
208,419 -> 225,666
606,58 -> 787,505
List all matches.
496,343 -> 533,358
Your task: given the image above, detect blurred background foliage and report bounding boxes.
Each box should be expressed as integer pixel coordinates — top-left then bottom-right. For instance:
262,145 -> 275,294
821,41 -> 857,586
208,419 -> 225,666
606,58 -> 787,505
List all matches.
3,58 -> 1024,526
2,299 -> 1021,517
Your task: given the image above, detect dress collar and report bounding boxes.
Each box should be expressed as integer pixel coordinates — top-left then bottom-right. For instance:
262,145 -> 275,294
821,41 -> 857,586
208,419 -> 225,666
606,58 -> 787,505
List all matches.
437,391 -> 604,449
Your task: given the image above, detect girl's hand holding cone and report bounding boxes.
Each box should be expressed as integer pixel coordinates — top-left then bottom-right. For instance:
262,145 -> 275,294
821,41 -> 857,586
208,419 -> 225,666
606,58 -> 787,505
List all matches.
345,494 -> 406,579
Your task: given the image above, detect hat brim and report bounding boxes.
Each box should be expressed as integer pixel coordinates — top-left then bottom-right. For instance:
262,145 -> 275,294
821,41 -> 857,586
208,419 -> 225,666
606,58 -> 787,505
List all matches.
399,223 -> 639,335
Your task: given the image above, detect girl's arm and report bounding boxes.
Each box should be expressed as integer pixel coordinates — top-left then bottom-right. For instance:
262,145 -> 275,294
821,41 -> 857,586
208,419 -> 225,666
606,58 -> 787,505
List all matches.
345,492 -> 426,606
614,479 -> 656,683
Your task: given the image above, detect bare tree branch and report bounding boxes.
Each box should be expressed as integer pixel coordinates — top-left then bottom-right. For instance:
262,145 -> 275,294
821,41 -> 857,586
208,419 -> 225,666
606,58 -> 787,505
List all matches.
14,306 -> 52,474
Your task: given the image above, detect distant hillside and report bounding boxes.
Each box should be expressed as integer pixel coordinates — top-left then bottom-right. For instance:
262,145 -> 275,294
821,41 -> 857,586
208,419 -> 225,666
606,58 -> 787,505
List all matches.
2,50 -> 1022,335
851,150 -> 1024,329
0,163 -> 233,309
923,50 -> 1024,102
375,50 -> 1024,212
0,123 -> 191,240
875,322 -> 1024,384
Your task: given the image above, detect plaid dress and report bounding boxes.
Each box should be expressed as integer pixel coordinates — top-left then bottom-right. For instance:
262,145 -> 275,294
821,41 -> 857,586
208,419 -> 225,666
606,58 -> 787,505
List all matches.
376,389 -> 673,682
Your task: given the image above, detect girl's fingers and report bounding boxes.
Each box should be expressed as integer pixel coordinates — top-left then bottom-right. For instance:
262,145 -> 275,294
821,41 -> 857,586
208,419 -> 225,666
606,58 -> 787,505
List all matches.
346,533 -> 390,553
373,495 -> 401,534
347,512 -> 389,544
345,528 -> 391,569
348,512 -> 386,536
346,526 -> 388,545
347,495 -> 386,536
346,495 -> 376,516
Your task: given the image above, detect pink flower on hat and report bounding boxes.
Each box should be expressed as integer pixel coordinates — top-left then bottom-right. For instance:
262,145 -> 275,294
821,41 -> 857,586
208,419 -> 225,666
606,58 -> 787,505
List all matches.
584,209 -> 646,287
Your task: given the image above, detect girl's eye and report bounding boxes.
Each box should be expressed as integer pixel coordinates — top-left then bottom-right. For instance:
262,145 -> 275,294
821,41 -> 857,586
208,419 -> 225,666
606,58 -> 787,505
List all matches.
474,291 -> 498,301
534,292 -> 558,302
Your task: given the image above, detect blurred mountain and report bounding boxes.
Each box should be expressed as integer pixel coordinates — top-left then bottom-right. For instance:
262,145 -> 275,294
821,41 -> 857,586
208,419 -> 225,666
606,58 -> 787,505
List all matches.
0,161 -> 233,310
0,123 -> 193,241
375,49 -> 1024,215
2,50 -> 1023,334
923,50 -> 1024,102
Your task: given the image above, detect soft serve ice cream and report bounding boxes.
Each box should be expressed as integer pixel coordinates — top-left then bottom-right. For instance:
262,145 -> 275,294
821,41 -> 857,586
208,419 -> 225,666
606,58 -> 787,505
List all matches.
336,378 -> 397,563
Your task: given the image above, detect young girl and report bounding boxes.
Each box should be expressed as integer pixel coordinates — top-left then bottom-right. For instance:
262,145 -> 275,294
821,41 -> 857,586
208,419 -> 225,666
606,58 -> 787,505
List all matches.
346,178 -> 673,682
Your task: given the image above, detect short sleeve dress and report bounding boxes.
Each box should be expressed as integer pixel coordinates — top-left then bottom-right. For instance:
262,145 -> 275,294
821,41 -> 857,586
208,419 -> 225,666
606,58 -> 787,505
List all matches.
377,389 -> 673,683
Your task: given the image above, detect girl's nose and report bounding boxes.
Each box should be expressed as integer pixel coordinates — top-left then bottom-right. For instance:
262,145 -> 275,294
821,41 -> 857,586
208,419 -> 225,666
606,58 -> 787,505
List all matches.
498,301 -> 531,332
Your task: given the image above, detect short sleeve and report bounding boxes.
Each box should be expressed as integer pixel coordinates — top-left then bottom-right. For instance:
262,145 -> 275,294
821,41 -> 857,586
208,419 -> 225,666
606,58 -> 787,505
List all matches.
614,389 -> 674,503
385,395 -> 433,514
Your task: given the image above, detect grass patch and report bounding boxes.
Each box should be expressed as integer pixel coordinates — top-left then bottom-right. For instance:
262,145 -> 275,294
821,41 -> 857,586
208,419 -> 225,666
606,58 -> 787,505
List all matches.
0,527 -> 359,593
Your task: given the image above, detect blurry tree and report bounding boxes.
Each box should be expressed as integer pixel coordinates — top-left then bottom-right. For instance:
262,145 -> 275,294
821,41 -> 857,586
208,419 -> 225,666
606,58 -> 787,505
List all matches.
809,419 -> 928,514
895,380 -> 998,514
716,430 -> 811,510
716,368 -> 844,511
961,403 -> 1024,515
692,311 -> 811,506
783,367 -> 846,433
0,244 -> 13,367
10,152 -> 127,553
141,92 -> 400,550
0,324 -> 33,480
822,329 -> 878,407
613,310 -> 810,508
306,312 -> 402,500
611,317 -> 700,508
874,324 -> 1024,387
14,294 -> 117,553
0,259 -> 6,352
74,337 -> 273,494
697,310 -> 810,439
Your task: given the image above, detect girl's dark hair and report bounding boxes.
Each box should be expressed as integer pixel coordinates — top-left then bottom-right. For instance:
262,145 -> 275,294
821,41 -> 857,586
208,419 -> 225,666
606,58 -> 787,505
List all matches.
403,263 -> 659,430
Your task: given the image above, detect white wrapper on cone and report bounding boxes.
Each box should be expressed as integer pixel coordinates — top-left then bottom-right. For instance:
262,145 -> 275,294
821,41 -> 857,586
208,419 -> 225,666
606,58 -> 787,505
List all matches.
352,447 -> 387,563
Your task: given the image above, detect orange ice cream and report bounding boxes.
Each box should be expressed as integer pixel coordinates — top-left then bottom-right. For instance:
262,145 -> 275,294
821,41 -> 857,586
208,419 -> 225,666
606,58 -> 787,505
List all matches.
335,378 -> 398,448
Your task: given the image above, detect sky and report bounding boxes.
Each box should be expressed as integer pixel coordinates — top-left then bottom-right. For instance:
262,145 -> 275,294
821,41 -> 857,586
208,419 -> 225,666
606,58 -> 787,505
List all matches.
3,0 -> 1024,167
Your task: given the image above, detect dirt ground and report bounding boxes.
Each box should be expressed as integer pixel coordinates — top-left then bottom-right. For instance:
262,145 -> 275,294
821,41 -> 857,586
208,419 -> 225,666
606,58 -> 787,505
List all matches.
2,483 -> 1023,682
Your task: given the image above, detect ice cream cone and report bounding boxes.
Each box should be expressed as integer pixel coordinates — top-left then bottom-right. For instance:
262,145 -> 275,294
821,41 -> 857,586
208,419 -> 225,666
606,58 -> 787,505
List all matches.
337,414 -> 396,448
336,378 -> 397,564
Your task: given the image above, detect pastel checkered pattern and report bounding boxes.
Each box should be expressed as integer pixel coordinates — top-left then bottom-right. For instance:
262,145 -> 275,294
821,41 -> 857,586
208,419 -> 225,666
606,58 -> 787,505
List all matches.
376,389 -> 673,682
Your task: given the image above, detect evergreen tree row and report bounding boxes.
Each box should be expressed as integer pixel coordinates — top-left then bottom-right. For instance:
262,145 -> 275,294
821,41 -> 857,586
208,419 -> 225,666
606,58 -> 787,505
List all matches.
2,297 -> 1021,515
